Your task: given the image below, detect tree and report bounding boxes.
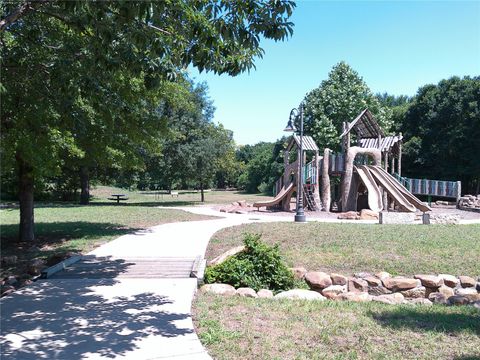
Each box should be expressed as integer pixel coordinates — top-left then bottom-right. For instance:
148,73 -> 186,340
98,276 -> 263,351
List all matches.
237,139 -> 285,194
1,1 -> 296,241
400,76 -> 480,194
302,62 -> 393,152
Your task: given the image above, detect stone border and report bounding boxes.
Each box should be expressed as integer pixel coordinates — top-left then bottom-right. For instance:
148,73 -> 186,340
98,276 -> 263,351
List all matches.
201,269 -> 480,308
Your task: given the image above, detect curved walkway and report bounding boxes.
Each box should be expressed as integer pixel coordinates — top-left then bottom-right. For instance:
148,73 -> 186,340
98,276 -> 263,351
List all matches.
0,210 -> 289,360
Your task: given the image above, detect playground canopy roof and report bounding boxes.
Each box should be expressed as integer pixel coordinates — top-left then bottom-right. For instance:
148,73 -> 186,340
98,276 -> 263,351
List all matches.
286,134 -> 319,151
340,109 -> 385,139
360,135 -> 403,153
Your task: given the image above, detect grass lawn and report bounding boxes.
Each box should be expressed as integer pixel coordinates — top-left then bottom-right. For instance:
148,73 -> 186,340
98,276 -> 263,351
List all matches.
90,185 -> 271,206
193,293 -> 480,360
208,222 -> 480,277
0,185 -> 226,279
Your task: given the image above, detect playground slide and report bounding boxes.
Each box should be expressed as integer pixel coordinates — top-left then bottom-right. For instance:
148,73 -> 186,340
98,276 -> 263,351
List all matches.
356,165 -> 383,212
253,182 -> 295,209
367,165 -> 431,212
370,166 -> 432,212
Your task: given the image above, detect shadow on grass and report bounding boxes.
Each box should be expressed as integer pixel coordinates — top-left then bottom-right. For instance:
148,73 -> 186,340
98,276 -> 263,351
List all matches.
369,306 -> 480,336
90,201 -> 198,207
1,221 -> 139,250
0,257 -> 193,359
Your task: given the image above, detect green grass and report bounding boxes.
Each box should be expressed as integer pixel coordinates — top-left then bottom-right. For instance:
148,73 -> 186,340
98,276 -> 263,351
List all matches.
0,185 -> 221,278
90,185 -> 271,206
193,293 -> 480,360
208,222 -> 480,277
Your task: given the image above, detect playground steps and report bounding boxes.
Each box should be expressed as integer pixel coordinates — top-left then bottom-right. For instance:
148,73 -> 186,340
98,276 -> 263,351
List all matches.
304,184 -> 320,211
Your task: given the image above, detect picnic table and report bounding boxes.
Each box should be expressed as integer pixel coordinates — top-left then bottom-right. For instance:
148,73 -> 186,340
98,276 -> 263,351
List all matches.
109,194 -> 128,204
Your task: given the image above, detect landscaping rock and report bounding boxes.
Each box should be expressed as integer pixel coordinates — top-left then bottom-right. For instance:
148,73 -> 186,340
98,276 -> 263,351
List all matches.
383,277 -> 420,291
257,289 -> 274,298
321,285 -> 347,299
200,284 -> 236,296
27,258 -> 46,275
330,273 -> 347,285
275,289 -> 326,301
19,279 -> 33,287
455,287 -> 478,296
375,271 -> 391,280
236,287 -> 258,298
372,293 -> 404,305
438,274 -> 459,288
6,276 -> 18,286
364,276 -> 382,287
238,200 -> 247,208
305,272 -> 332,290
368,286 -> 392,296
290,267 -> 307,280
438,285 -> 455,298
348,278 -> 368,293
428,292 -> 447,305
337,211 -> 359,220
404,298 -> 433,306
473,301 -> 480,310
400,286 -> 426,299
1,287 -> 15,297
414,274 -> 443,288
458,276 -> 476,288
338,292 -> 371,302
1,256 -> 17,265
208,246 -> 245,266
447,295 -> 470,306
359,209 -> 379,220
354,272 -> 372,279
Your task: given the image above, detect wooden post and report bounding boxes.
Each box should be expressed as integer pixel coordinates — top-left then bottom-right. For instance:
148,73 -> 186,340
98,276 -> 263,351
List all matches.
456,181 -> 462,202
321,148 -> 331,212
384,151 -> 389,172
390,155 -> 395,175
398,133 -> 402,176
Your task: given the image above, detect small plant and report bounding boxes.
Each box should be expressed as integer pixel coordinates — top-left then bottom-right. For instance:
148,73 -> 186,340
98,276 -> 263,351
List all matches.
205,233 -> 295,291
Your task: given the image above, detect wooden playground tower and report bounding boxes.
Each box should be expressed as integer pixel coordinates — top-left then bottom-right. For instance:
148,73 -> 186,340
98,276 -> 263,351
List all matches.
254,109 -> 433,213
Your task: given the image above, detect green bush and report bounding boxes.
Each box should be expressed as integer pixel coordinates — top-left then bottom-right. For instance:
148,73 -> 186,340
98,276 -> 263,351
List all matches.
204,233 -> 295,292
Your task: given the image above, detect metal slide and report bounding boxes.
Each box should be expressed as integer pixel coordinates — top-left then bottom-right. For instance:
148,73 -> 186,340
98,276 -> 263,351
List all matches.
367,165 -> 431,212
356,165 -> 383,212
253,182 -> 295,209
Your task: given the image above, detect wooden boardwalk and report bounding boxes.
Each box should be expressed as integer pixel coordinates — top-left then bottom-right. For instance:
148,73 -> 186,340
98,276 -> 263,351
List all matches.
50,256 -> 200,279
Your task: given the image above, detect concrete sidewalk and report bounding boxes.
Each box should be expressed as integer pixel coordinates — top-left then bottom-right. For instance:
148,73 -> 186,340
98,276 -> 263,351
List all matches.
1,214 -> 264,360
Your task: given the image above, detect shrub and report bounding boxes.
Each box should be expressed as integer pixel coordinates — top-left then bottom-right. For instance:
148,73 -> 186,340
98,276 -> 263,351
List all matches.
204,233 -> 295,291
257,182 -> 269,194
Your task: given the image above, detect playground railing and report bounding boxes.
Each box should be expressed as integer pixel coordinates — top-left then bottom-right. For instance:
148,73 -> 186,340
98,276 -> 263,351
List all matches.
318,153 -> 345,174
393,173 -> 461,200
303,160 -> 317,184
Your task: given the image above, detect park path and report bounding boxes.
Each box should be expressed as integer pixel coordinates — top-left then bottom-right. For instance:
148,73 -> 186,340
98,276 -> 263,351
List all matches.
0,210 -> 289,360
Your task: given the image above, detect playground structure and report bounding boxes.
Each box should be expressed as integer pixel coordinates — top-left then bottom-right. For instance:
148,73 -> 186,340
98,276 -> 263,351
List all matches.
254,109 -> 442,213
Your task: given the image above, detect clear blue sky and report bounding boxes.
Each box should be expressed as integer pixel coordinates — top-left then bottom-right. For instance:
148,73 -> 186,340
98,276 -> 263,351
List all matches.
189,0 -> 480,145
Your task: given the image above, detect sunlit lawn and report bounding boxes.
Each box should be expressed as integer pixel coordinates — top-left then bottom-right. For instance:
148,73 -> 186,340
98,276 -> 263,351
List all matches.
208,222 -> 480,277
193,293 -> 480,360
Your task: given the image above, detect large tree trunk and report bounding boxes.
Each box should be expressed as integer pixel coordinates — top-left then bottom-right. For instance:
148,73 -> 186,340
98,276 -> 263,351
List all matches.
17,154 -> 35,242
79,166 -> 90,205
200,181 -> 205,202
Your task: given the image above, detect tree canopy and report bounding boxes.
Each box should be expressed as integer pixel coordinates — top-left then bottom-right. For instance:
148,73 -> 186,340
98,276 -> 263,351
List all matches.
400,76 -> 480,193
302,62 -> 393,152
0,0 -> 296,241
